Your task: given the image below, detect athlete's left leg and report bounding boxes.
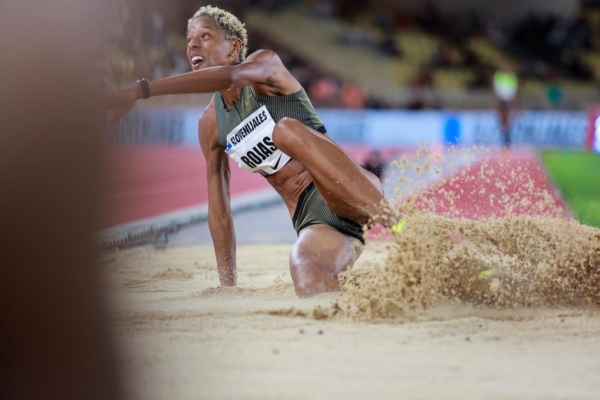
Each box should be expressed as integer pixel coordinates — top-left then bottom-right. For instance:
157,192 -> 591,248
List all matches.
272,118 -> 399,229
289,224 -> 362,298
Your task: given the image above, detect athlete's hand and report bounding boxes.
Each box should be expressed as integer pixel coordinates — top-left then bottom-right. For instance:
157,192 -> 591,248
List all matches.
103,85 -> 141,127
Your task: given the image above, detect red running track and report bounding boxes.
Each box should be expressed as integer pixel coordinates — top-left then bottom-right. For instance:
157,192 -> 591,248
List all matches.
102,146 -> 566,230
101,145 -> 400,229
368,148 -> 569,238
411,149 -> 569,219
101,146 -> 272,229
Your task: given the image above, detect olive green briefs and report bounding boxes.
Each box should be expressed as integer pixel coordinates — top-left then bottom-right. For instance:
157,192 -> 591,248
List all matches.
293,183 -> 366,244
214,86 -> 326,149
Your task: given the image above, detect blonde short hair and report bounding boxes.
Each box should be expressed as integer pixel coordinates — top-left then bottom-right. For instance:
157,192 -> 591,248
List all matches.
188,5 -> 248,61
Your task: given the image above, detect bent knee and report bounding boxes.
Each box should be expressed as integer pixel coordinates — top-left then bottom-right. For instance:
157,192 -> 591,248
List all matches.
290,262 -> 340,298
272,117 -> 301,151
294,278 -> 332,298
294,281 -> 319,298
274,117 -> 300,132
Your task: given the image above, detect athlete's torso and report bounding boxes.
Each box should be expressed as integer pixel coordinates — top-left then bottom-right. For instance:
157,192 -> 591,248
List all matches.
211,84 -> 325,218
214,85 -> 325,151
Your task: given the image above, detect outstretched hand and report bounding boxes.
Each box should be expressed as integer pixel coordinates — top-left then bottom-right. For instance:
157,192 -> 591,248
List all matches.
103,86 -> 140,127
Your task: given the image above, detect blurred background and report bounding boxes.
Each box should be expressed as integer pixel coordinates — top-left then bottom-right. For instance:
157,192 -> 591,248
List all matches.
102,0 -> 600,109
100,0 -> 600,247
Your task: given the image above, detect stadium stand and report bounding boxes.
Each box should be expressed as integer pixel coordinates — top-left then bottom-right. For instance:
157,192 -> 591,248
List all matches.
101,0 -> 600,110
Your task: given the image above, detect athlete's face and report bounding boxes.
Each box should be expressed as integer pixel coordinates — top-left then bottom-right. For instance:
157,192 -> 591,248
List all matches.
187,17 -> 240,71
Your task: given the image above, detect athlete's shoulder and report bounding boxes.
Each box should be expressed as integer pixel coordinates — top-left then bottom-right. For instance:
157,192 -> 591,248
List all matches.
198,98 -> 217,136
246,49 -> 284,65
200,97 -> 216,122
245,49 -> 298,91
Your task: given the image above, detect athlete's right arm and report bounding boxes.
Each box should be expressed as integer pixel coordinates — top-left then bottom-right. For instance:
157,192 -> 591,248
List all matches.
199,101 -> 237,286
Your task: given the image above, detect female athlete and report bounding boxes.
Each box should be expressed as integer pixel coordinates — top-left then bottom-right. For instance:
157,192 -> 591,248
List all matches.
105,6 -> 401,297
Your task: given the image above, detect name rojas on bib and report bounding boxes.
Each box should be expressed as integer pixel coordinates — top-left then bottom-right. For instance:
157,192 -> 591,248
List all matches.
225,105 -> 291,176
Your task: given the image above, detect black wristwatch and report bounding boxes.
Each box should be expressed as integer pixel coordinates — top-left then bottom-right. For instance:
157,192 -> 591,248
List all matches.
136,78 -> 150,99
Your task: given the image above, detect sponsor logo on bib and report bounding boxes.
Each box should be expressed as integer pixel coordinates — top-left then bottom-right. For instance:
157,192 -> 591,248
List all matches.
225,106 -> 291,175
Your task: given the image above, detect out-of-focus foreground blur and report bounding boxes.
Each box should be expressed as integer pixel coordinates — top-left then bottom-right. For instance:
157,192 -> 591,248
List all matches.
0,1 -> 123,399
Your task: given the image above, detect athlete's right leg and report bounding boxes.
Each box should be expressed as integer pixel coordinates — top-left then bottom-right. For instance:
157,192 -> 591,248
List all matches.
289,224 -> 362,298
272,117 -> 399,228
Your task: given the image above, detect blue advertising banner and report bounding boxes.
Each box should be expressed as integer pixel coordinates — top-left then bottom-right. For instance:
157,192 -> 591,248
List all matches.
108,107 -> 588,149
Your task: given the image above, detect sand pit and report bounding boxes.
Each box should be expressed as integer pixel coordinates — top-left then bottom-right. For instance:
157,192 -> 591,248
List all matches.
106,238 -> 600,400
105,148 -> 600,399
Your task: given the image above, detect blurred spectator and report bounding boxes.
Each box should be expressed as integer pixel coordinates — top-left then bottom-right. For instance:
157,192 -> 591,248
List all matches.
392,9 -> 413,28
462,47 -> 479,68
335,0 -> 369,21
309,77 -> 341,107
406,97 -> 426,110
150,12 -> 167,47
340,83 -> 367,108
342,25 -> 378,48
133,43 -> 155,80
379,34 -> 402,57
545,69 -> 565,109
251,0 -> 301,13
410,67 -> 434,88
507,14 -> 594,80
313,0 -> 336,18
365,97 -> 387,109
406,87 -> 427,110
416,2 -> 445,35
430,43 -> 458,68
493,62 -> 520,147
406,64 -> 440,110
170,48 -> 191,75
468,64 -> 492,90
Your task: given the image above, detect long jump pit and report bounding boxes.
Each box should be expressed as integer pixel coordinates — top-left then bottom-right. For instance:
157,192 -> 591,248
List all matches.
105,148 -> 600,399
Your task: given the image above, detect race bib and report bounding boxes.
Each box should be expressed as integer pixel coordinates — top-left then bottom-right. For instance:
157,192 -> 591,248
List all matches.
225,105 -> 291,176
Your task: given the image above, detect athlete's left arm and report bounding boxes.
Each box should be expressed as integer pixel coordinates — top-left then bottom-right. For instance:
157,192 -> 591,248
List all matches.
104,50 -> 296,126
148,50 -> 286,96
149,50 -> 297,96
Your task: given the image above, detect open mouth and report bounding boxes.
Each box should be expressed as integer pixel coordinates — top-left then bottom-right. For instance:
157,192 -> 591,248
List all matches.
191,55 -> 205,68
